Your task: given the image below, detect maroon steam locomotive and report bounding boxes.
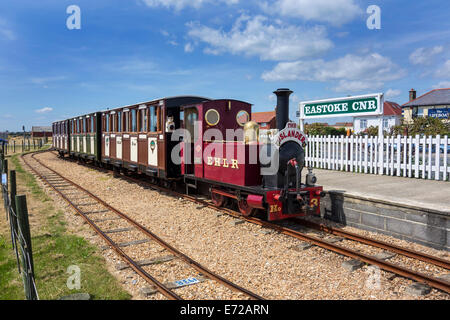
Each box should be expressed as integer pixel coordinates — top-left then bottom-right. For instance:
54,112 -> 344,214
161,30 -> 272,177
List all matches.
52,88 -> 324,221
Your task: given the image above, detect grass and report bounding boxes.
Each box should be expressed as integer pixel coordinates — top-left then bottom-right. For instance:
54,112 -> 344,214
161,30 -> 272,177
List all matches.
0,154 -> 131,300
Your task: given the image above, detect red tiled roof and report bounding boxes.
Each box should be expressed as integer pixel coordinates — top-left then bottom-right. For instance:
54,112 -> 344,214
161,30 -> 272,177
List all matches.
333,122 -> 353,127
251,111 -> 276,123
384,101 -> 402,116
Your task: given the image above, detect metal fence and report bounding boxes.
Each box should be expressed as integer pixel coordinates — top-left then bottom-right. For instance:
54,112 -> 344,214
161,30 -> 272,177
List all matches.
1,139 -> 46,155
305,135 -> 450,181
1,154 -> 39,300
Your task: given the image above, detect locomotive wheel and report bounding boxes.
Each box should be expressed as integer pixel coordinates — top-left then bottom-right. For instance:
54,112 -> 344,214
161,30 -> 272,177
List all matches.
211,192 -> 225,207
237,199 -> 256,217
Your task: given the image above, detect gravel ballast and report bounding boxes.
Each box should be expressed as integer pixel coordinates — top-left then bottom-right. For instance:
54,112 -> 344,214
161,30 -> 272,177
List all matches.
25,152 -> 450,300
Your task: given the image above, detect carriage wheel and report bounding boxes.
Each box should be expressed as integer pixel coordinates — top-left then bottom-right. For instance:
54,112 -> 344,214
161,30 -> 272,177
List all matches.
237,198 -> 256,217
211,192 -> 225,207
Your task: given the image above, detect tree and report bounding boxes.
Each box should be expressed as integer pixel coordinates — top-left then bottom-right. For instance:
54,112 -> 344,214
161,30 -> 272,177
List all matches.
305,123 -> 346,136
391,117 -> 449,136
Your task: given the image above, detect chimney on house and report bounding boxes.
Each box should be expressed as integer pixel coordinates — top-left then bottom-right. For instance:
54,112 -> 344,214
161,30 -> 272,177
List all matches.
409,89 -> 417,101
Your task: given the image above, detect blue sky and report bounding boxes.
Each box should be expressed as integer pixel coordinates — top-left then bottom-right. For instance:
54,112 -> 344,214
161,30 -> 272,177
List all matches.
1,0 -> 450,131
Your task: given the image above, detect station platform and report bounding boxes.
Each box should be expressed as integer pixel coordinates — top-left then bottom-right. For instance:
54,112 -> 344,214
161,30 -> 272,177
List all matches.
309,169 -> 450,214
303,169 -> 449,250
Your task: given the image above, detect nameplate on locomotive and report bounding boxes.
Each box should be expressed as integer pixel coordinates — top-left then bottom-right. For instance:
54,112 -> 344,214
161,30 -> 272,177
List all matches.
274,122 -> 307,147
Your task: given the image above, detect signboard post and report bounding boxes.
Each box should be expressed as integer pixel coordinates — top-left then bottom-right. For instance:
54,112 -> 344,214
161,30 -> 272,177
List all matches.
299,93 -> 384,136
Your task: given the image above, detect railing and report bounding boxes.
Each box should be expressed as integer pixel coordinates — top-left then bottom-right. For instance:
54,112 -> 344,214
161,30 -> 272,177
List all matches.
1,153 -> 39,300
305,135 -> 450,181
1,138 -> 47,155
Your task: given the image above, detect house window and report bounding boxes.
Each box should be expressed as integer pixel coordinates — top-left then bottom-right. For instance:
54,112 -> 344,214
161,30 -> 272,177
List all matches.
418,108 -> 424,117
383,119 -> 389,128
360,119 -> 367,129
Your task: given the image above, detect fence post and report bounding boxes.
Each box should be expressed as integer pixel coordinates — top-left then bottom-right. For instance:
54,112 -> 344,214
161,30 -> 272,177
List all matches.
15,195 -> 37,300
3,158 -> 8,175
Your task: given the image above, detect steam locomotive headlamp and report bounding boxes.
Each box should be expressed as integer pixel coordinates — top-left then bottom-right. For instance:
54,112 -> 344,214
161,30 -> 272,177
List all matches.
306,167 -> 317,186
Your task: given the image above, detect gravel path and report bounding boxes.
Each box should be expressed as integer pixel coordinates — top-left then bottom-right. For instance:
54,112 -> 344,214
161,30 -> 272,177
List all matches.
26,152 -> 450,300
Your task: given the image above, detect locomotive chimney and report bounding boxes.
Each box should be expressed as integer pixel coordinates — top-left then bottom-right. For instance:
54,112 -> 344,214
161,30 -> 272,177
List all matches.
274,88 -> 293,131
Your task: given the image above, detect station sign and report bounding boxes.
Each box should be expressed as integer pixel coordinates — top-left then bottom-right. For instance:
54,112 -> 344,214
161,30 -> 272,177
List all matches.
299,93 -> 384,120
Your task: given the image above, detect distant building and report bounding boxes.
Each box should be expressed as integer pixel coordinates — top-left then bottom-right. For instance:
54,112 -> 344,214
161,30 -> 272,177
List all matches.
31,126 -> 52,138
402,88 -> 450,123
353,101 -> 402,134
251,111 -> 276,129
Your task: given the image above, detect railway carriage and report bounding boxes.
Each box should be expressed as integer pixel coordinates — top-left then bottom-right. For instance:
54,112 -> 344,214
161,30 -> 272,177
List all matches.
100,96 -> 209,182
68,112 -> 102,162
52,120 -> 69,155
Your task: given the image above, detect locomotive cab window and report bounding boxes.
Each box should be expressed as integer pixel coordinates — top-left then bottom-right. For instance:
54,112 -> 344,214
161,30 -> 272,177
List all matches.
236,110 -> 249,126
205,109 -> 220,126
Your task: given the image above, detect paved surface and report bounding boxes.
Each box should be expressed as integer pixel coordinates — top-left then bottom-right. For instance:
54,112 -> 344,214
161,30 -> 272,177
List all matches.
306,169 -> 450,214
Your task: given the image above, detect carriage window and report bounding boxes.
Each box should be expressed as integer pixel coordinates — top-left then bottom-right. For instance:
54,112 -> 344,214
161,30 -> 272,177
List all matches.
131,109 -> 137,132
105,114 -> 110,132
205,109 -> 220,126
117,112 -> 122,132
111,114 -> 116,132
123,112 -> 129,132
140,109 -> 147,132
149,106 -> 157,132
236,110 -> 249,126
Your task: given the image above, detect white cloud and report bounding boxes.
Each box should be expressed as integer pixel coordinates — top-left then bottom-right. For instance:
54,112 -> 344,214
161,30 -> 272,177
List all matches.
385,89 -> 401,99
435,60 -> 450,78
262,53 -> 406,93
141,0 -> 238,10
184,42 -> 194,53
187,15 -> 333,61
409,46 -> 444,65
432,81 -> 450,89
0,18 -> 15,40
31,76 -> 66,85
261,0 -> 362,26
35,107 -> 53,114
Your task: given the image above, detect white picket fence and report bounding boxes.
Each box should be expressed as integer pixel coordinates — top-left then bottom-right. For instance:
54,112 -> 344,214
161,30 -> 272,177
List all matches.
305,135 -> 450,181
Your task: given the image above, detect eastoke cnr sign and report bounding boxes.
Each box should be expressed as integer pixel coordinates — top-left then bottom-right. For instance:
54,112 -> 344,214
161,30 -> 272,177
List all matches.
299,93 -> 384,119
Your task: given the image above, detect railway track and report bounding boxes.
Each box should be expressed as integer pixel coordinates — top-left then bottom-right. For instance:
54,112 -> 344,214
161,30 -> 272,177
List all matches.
44,151 -> 450,295
21,152 -> 263,300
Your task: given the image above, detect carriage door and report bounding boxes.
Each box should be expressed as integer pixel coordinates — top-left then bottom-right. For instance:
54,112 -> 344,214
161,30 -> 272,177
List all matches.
183,107 -> 198,175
